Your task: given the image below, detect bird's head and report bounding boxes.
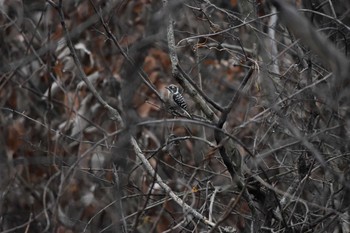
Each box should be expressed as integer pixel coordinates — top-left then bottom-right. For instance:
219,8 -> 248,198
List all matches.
166,84 -> 179,94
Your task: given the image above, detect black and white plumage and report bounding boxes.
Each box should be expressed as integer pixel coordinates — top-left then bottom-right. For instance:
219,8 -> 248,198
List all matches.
166,84 -> 191,118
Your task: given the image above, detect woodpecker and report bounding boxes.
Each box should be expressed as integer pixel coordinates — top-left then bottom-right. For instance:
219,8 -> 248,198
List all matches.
166,84 -> 191,118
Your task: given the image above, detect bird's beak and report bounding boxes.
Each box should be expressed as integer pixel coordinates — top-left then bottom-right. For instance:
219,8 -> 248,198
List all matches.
165,86 -> 170,90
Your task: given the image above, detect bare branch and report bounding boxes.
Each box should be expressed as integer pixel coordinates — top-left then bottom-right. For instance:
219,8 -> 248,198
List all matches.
130,137 -> 219,229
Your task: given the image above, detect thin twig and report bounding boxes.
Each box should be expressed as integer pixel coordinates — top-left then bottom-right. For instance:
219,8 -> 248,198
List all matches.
130,137 -> 217,228
177,64 -> 225,112
47,0 -> 122,122
88,0 -> 163,102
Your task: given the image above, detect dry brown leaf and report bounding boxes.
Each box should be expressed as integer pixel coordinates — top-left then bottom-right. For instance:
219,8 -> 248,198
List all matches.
6,118 -> 25,159
143,55 -> 158,75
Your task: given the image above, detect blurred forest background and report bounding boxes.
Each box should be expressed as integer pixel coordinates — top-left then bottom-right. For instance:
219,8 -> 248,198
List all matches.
1,0 -> 350,232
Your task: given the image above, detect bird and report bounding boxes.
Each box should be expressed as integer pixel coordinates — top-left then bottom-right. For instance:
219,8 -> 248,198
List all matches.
166,84 -> 191,118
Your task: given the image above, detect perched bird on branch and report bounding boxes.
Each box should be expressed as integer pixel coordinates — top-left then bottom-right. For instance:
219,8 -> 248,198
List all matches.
166,84 -> 191,118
